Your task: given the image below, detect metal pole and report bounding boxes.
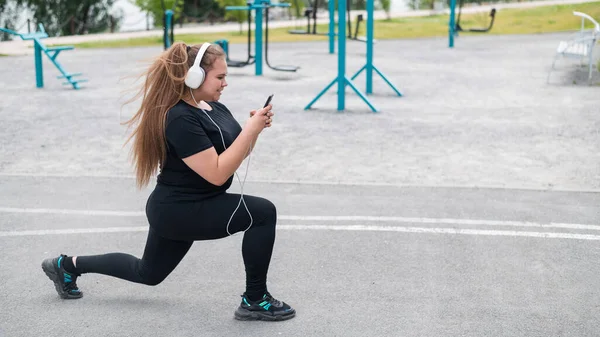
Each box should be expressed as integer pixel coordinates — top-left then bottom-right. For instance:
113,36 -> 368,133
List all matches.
449,0 -> 456,48
328,0 -> 335,54
34,41 -> 43,88
255,2 -> 263,75
366,0 -> 374,94
338,0 -> 346,111
165,10 -> 173,49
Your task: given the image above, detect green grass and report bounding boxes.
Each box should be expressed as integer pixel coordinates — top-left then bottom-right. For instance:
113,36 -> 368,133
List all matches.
59,1 -> 600,49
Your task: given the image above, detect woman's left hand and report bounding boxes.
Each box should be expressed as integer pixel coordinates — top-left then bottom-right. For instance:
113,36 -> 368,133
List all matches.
250,109 -> 274,128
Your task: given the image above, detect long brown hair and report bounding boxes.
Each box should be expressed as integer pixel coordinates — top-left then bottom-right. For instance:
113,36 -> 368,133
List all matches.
122,42 -> 225,189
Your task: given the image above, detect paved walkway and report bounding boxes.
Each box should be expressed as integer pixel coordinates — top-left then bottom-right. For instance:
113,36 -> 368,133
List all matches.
0,30 -> 599,336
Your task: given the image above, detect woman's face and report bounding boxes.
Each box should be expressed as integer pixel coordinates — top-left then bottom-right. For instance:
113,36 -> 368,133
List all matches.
195,57 -> 228,102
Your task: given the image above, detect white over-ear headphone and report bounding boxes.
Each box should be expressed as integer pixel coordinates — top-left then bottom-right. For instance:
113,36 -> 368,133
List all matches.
185,42 -> 211,89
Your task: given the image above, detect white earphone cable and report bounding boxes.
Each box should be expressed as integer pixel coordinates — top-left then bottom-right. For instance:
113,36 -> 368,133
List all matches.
190,89 -> 254,236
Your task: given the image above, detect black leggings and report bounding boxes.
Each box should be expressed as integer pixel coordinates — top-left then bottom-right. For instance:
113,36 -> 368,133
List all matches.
75,192 -> 277,301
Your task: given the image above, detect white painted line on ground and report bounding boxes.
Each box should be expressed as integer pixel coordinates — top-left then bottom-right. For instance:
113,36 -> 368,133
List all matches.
0,207 -> 143,217
282,215 -> 600,231
2,173 -> 600,193
1,224 -> 599,241
0,207 -> 598,231
0,227 -> 148,237
0,172 -> 136,179
281,225 -> 600,241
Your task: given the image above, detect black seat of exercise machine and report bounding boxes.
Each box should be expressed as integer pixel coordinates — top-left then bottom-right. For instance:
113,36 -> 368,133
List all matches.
271,64 -> 299,72
265,5 -> 300,72
289,8 -> 314,34
351,14 -> 375,43
227,59 -> 253,67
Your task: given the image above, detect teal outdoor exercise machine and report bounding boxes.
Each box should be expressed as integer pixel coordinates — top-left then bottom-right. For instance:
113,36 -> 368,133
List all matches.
161,0 -> 296,74
0,24 -> 86,89
448,0 -> 496,47
215,8 -> 255,68
298,0 -> 336,54
304,0 -> 401,112
162,0 -> 182,50
288,0 -> 369,54
219,0 -> 300,75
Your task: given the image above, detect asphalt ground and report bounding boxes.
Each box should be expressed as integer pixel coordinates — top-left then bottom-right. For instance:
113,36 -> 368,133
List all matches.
0,33 -> 598,336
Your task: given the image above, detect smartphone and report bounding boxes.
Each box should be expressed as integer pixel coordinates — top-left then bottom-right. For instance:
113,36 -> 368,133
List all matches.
263,94 -> 274,108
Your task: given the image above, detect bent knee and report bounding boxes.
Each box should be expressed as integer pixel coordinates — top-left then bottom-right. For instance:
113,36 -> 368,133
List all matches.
142,274 -> 167,286
264,199 -> 277,224
254,198 -> 277,226
137,268 -> 168,286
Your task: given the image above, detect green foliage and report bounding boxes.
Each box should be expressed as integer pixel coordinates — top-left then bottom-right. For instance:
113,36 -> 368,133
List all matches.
379,0 -> 391,19
0,0 -> 25,40
136,0 -> 228,26
215,0 -> 246,24
280,0 -> 300,18
135,0 -> 184,25
184,0 -> 225,24
15,0 -> 118,36
353,0 -> 366,10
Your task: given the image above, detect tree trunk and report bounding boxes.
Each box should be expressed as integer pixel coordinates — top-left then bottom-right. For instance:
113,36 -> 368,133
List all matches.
78,4 -> 91,35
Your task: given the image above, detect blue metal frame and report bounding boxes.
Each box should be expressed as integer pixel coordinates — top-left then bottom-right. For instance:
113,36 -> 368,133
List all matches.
225,4 -> 265,75
0,24 -> 85,89
255,4 -> 264,75
225,0 -> 290,76
305,0 -> 376,112
328,0 -> 335,54
164,9 -> 174,49
349,0 -> 402,96
305,0 -> 402,112
449,0 -> 457,48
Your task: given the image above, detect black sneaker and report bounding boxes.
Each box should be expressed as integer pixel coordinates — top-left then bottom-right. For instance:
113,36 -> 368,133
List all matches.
41,255 -> 83,299
234,292 -> 296,321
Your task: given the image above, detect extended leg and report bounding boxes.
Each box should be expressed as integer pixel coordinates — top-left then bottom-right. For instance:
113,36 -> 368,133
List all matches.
74,227 -> 193,286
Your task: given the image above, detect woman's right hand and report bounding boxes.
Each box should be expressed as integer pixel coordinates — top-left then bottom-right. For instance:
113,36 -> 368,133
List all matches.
245,104 -> 272,136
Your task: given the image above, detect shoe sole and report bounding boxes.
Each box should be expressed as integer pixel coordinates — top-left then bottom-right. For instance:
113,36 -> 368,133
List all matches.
41,259 -> 82,300
234,307 -> 296,321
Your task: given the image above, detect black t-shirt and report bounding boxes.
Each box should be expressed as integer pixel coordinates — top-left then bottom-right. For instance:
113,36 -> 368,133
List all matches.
156,100 -> 243,198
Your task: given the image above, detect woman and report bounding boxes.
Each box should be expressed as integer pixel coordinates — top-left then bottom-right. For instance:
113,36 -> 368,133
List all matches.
41,42 -> 295,322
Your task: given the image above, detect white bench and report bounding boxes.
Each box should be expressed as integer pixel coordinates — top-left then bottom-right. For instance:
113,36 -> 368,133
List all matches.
547,11 -> 599,85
